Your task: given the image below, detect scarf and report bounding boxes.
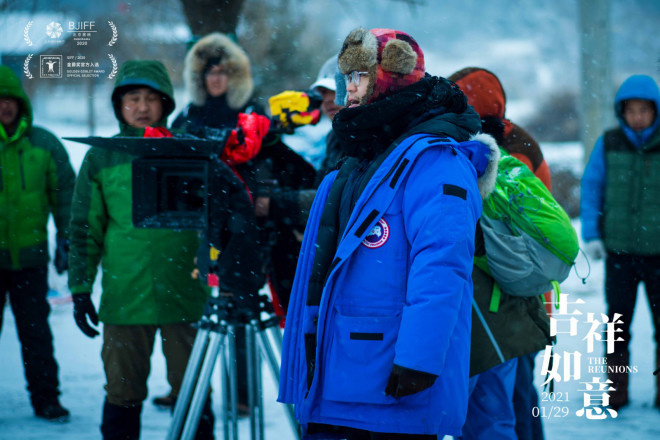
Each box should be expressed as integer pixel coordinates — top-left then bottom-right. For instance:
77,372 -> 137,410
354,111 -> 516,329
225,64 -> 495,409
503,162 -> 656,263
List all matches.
332,76 -> 469,160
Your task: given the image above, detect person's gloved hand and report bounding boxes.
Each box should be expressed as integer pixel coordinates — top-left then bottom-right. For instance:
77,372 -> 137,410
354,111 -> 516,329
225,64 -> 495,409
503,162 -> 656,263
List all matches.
54,237 -> 69,274
585,239 -> 606,261
384,364 -> 438,398
222,112 -> 271,165
73,293 -> 99,338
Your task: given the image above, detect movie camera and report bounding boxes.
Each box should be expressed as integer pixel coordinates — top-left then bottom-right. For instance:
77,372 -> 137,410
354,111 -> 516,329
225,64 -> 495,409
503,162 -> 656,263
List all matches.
64,89 -> 321,440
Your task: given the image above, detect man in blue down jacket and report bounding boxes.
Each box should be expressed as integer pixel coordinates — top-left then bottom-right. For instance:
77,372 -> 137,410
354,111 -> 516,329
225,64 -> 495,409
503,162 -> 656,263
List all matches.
279,28 -> 499,439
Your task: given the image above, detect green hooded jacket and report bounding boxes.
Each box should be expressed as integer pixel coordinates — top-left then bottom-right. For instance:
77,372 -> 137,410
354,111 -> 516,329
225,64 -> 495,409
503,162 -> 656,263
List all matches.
68,60 -> 209,324
0,65 -> 75,270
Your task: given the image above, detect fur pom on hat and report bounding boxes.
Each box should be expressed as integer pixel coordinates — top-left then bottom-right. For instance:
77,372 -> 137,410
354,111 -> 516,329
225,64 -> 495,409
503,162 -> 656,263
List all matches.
184,32 -> 253,109
338,28 -> 425,104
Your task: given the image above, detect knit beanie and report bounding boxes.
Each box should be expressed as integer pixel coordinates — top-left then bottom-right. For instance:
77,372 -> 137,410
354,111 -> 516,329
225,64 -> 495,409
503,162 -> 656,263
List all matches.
337,28 -> 425,105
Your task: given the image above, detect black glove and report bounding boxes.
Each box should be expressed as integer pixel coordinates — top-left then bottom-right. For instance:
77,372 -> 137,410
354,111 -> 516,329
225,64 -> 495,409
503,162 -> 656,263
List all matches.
73,293 -> 99,338
54,237 -> 69,274
384,364 -> 438,398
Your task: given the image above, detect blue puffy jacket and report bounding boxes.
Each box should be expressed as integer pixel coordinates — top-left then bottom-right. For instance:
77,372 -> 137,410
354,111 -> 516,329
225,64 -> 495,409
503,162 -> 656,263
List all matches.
279,133 -> 495,436
581,75 -> 660,241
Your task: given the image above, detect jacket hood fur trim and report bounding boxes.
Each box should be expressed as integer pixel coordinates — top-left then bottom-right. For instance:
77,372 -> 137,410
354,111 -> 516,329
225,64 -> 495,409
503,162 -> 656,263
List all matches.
470,132 -> 500,200
184,33 -> 253,109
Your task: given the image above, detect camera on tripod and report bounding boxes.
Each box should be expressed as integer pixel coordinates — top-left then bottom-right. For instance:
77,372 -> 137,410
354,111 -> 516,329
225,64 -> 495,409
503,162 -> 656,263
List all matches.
64,89 -> 318,439
65,89 -> 323,308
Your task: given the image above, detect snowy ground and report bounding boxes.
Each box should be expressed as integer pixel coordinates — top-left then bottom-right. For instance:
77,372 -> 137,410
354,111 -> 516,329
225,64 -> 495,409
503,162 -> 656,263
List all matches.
1,122 -> 659,438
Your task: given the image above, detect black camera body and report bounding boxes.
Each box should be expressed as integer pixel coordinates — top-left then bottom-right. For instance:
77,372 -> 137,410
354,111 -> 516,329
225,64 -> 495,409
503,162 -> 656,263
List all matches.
65,135 -> 229,231
66,133 -> 268,303
132,157 -> 209,230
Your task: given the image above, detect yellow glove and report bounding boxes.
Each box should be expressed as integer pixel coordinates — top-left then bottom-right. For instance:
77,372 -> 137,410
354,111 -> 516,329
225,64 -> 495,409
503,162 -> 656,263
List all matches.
268,90 -> 321,130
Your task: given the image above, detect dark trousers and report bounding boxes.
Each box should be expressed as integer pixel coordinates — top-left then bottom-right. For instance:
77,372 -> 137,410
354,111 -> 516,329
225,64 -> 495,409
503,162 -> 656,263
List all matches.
102,323 -> 198,406
0,266 -> 61,404
605,253 -> 660,361
513,352 -> 544,440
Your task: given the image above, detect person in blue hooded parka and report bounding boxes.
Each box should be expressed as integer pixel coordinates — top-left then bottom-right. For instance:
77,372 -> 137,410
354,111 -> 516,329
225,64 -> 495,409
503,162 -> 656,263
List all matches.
278,27 -> 500,439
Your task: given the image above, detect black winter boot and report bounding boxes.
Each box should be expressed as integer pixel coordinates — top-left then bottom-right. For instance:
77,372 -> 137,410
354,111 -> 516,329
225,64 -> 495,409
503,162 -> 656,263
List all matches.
101,400 -> 142,440
32,396 -> 70,422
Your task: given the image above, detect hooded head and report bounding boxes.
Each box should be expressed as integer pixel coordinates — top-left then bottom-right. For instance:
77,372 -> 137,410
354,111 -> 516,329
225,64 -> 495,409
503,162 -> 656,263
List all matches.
448,67 -> 514,142
0,65 -> 33,140
449,67 -> 506,119
184,32 -> 253,109
614,74 -> 660,137
111,60 -> 175,127
337,28 -> 425,105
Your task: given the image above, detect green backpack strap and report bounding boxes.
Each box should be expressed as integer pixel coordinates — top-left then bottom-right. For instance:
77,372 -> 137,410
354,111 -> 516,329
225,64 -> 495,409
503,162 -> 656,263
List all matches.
551,280 -> 561,310
489,282 -> 502,313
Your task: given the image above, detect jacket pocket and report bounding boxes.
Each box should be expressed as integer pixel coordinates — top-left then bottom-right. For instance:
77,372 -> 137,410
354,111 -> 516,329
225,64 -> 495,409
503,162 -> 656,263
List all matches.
322,311 -> 400,405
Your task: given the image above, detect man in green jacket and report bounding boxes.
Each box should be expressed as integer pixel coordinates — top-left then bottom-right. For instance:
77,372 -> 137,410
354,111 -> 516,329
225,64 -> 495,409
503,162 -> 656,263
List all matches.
68,60 -> 213,439
0,65 -> 75,421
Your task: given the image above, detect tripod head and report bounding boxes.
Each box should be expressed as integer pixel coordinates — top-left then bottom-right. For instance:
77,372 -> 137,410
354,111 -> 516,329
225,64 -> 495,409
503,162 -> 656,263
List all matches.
201,294 -> 280,328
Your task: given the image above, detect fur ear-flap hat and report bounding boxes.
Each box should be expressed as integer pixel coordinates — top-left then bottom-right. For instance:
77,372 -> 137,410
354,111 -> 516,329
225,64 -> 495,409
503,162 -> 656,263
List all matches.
184,32 -> 253,109
337,28 -> 425,105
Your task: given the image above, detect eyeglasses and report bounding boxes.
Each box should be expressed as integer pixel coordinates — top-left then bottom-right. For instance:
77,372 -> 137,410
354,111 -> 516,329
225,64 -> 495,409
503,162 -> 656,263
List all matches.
344,71 -> 369,86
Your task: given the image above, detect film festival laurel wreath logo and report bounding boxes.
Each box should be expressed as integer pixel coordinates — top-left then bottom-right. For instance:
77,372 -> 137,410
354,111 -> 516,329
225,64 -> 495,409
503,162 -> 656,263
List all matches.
23,19 -> 118,80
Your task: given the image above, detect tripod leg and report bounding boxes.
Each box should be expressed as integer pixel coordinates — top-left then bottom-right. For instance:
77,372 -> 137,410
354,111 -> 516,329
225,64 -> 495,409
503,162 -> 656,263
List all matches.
224,323 -> 239,440
246,321 -> 265,440
255,326 -> 264,440
180,330 -> 226,440
167,325 -> 212,440
258,327 -> 301,439
220,342 -> 230,440
258,329 -> 281,388
267,325 -> 283,355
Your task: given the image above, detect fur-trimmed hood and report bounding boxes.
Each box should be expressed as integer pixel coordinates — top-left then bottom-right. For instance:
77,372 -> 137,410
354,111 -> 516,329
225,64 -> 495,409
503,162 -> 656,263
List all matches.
184,33 -> 253,109
469,132 -> 500,200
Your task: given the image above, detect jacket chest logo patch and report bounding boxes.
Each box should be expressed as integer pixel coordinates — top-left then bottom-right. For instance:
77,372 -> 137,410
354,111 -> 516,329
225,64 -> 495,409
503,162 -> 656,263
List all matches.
362,218 -> 390,249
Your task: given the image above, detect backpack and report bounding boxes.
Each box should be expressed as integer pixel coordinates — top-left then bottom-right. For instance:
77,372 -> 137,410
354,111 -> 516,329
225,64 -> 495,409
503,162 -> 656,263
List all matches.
474,150 -> 579,298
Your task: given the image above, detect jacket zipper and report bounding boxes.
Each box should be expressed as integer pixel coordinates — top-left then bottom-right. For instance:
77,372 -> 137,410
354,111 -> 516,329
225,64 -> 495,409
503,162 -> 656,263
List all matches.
18,150 -> 26,189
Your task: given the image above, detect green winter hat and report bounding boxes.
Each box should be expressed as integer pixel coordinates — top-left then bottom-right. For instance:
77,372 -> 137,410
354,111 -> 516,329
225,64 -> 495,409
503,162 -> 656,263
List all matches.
111,60 -> 175,125
0,65 -> 33,130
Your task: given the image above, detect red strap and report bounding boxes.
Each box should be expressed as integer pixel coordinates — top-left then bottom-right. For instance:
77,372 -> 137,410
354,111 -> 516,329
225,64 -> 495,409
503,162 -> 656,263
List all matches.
143,126 -> 173,138
267,277 -> 286,328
